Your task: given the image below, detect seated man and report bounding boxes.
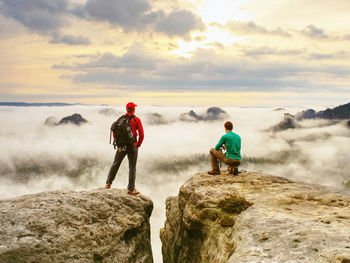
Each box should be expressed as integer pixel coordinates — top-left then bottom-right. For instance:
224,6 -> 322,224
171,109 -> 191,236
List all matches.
208,121 -> 241,175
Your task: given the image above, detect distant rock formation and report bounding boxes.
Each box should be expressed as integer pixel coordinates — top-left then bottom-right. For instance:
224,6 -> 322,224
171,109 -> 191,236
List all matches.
146,113 -> 168,125
98,108 -> 119,117
58,113 -> 88,126
0,189 -> 153,263
180,107 -> 229,122
297,109 -> 316,119
273,108 -> 286,111
180,110 -> 203,122
296,102 -> 350,120
269,113 -> 301,132
44,113 -> 88,126
160,172 -> 350,263
206,107 -> 229,121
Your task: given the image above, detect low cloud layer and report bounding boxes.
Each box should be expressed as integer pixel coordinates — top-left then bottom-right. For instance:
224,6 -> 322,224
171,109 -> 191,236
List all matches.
0,105 -> 349,261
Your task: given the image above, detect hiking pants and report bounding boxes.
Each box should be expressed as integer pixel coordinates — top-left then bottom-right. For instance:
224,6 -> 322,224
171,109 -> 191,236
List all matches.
209,148 -> 241,171
106,145 -> 138,191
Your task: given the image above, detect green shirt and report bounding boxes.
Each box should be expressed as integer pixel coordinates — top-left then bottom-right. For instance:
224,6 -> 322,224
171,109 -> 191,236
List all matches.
215,131 -> 241,160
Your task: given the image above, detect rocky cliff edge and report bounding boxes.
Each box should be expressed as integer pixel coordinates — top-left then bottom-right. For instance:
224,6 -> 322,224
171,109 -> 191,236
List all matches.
0,189 -> 153,263
160,172 -> 350,263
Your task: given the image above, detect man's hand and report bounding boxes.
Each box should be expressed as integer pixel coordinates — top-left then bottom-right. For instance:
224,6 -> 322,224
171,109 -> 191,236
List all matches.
113,140 -> 117,149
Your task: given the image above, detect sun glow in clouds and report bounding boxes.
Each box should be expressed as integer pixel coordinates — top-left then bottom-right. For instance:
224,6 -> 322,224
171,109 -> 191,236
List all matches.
170,0 -> 250,57
199,0 -> 252,24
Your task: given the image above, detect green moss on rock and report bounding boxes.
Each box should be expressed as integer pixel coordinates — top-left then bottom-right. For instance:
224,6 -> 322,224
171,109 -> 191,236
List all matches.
218,194 -> 253,214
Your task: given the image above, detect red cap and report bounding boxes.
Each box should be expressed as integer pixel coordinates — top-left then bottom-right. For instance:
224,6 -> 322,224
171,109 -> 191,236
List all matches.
126,102 -> 137,109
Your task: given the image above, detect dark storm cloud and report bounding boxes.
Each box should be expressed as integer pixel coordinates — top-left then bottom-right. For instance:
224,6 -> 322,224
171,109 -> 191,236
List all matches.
211,20 -> 291,37
0,0 -> 69,33
300,25 -> 329,39
50,32 -> 91,45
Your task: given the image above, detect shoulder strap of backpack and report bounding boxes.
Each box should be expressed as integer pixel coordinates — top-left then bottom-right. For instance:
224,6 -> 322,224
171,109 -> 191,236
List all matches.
129,115 -> 137,128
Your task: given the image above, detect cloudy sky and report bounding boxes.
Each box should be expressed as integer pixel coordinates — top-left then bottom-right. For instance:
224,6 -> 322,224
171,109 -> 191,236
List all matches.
0,0 -> 349,106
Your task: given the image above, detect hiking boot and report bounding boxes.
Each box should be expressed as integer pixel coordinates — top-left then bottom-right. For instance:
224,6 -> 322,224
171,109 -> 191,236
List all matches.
105,183 -> 111,189
127,189 -> 140,195
208,169 -> 220,175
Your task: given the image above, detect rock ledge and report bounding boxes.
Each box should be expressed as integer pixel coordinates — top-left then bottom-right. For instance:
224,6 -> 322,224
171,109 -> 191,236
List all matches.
0,189 -> 153,263
160,172 -> 350,263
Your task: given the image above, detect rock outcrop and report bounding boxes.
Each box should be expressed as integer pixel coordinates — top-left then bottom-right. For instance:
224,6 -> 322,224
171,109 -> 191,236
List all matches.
58,113 -> 88,126
160,172 -> 350,263
180,107 -> 229,122
0,189 -> 153,263
296,102 -> 350,120
44,113 -> 88,126
268,113 -> 301,132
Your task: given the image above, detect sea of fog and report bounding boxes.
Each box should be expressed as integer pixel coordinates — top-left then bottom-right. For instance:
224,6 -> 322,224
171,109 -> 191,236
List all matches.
1,105 -> 349,262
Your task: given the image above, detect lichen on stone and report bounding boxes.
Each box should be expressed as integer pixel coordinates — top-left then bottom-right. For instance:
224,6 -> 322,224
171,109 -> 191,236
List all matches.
218,194 -> 253,214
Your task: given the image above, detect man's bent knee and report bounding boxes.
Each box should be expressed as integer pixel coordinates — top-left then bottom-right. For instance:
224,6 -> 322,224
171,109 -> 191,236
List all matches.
210,148 -> 220,155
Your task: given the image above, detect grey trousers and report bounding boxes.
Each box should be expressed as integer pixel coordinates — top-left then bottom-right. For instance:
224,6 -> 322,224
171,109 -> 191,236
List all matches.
106,145 -> 138,191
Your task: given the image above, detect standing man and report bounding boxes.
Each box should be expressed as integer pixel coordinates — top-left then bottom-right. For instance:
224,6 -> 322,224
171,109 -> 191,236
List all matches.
208,121 -> 241,175
105,102 -> 144,195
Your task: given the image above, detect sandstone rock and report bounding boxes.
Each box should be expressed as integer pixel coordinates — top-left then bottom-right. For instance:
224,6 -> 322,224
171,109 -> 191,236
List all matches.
296,109 -> 316,120
179,110 -> 203,122
269,113 -> 301,132
58,113 -> 88,126
160,172 -> 350,263
205,107 -> 229,121
0,189 -> 153,263
296,102 -> 350,120
179,107 -> 229,122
